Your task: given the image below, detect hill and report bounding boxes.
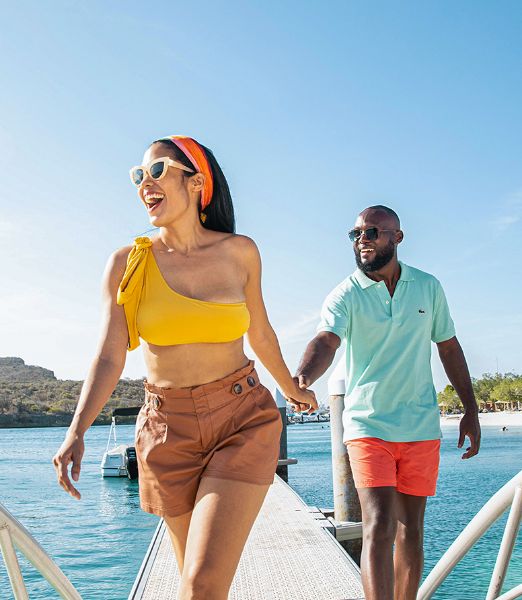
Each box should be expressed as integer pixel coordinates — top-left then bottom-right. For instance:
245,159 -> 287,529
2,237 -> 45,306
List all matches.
0,357 -> 56,382
0,357 -> 144,428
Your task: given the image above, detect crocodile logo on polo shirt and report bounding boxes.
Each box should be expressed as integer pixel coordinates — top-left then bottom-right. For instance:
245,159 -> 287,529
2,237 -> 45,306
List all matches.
418,309 -> 425,313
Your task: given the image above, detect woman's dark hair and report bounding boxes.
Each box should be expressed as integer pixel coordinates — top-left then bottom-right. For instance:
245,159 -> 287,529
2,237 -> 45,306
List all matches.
152,139 -> 236,234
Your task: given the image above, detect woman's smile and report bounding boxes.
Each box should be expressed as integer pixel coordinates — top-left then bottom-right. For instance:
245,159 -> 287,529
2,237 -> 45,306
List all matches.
143,191 -> 165,213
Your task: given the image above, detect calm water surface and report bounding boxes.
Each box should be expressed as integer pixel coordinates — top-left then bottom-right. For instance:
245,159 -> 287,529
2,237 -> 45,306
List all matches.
0,423 -> 520,599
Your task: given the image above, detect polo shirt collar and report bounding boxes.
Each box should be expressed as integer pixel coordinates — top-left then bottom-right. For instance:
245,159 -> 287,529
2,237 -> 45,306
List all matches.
353,261 -> 414,289
398,261 -> 414,281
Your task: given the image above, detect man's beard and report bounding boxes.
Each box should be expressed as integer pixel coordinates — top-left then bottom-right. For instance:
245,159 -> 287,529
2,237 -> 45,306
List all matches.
355,240 -> 395,273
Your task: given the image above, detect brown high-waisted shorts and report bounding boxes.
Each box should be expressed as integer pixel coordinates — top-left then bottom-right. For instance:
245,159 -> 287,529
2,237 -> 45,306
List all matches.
135,360 -> 283,518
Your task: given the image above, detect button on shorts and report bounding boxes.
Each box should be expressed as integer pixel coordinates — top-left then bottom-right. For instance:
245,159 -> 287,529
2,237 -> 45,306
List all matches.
345,437 -> 441,497
135,360 -> 283,517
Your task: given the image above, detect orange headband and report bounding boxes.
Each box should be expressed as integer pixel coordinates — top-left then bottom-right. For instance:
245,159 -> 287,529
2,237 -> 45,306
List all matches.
163,135 -> 214,211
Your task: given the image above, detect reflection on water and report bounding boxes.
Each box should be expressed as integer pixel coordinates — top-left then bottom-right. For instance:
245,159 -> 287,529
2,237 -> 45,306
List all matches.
0,423 -> 520,599
0,424 -> 159,600
287,423 -> 522,600
99,478 -> 141,518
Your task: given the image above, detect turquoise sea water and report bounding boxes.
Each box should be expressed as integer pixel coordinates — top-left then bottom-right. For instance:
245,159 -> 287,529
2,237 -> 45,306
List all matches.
0,423 -> 520,599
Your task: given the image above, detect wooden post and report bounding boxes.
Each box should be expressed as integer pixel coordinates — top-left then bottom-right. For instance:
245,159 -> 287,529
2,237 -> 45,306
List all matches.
328,359 -> 363,565
274,389 -> 289,483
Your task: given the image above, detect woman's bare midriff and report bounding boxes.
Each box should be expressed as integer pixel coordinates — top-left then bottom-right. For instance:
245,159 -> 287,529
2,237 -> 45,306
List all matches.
142,337 -> 249,388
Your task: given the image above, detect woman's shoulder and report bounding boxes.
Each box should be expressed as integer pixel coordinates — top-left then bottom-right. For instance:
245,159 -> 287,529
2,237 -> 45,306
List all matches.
111,243 -> 137,264
223,233 -> 258,253
105,241 -> 141,283
222,233 -> 260,263
111,236 -> 154,261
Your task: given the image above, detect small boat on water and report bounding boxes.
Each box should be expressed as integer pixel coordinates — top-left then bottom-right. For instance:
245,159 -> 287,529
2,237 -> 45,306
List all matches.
100,406 -> 141,479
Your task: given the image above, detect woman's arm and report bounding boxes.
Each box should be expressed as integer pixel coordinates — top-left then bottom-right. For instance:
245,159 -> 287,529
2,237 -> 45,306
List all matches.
52,246 -> 131,499
238,236 -> 317,413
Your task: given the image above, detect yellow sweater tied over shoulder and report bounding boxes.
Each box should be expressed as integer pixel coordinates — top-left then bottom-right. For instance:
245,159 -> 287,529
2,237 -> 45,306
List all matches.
117,237 -> 152,350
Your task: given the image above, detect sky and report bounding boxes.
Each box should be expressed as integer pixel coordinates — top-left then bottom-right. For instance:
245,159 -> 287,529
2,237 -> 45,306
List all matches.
1,1 -> 521,404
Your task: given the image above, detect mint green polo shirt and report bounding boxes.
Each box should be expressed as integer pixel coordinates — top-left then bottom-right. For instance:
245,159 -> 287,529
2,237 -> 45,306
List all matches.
317,262 -> 455,443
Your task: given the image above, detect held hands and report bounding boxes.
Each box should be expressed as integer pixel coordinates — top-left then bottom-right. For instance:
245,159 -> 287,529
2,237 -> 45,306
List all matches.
52,432 -> 85,500
458,411 -> 481,459
283,375 -> 318,415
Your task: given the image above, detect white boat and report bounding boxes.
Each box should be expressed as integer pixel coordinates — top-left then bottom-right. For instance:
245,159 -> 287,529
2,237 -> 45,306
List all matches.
100,406 -> 141,479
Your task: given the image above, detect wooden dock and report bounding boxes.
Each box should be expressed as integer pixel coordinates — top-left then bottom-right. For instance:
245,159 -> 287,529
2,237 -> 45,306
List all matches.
129,475 -> 364,599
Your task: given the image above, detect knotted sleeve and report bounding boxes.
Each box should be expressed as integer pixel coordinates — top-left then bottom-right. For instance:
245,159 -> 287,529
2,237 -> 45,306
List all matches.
117,236 -> 152,350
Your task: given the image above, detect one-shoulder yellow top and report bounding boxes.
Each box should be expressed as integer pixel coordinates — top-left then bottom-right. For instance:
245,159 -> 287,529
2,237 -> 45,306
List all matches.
117,237 -> 250,350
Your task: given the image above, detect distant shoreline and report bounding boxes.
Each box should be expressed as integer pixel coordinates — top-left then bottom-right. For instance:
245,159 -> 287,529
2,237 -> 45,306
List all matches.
2,411 -> 521,429
0,416 -> 136,429
441,412 -> 522,427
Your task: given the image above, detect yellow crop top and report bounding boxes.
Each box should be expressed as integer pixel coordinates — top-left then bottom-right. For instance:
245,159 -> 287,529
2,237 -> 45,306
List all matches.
117,237 -> 250,350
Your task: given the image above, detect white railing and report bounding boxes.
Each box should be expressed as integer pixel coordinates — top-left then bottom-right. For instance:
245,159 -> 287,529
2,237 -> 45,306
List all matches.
0,502 -> 82,600
417,470 -> 522,600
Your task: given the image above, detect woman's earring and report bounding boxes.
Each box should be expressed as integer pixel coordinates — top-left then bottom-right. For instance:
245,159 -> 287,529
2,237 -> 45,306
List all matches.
200,212 -> 207,223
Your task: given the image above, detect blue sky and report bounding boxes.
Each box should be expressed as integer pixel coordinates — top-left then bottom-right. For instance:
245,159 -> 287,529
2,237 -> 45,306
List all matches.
1,1 -> 521,403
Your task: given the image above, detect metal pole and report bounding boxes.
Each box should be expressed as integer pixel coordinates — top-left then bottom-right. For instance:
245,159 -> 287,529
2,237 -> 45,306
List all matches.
330,393 -> 362,563
418,470 -> 522,600
486,485 -> 522,600
274,389 -> 289,483
0,503 -> 82,600
0,523 -> 29,600
494,584 -> 522,600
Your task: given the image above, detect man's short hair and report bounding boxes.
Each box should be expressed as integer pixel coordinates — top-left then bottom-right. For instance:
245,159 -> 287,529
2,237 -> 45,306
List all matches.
365,205 -> 401,228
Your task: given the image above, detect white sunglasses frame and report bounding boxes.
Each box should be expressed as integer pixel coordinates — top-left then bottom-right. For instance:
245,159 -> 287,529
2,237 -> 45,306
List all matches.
129,156 -> 195,187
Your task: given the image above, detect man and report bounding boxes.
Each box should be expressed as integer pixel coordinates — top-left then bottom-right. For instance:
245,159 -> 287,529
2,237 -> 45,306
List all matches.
295,206 -> 481,600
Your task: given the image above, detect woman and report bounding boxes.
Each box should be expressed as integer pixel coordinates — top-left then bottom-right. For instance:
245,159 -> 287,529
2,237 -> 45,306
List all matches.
53,135 -> 317,599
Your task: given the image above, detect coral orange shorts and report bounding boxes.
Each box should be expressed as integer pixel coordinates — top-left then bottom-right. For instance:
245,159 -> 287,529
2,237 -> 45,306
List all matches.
136,361 -> 282,518
345,437 -> 441,497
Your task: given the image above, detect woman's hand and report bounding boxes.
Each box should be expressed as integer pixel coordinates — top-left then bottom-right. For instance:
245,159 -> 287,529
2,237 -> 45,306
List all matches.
52,432 -> 85,500
284,383 -> 319,415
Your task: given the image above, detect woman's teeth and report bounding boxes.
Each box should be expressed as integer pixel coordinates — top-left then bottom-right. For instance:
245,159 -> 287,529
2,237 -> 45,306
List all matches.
144,193 -> 165,211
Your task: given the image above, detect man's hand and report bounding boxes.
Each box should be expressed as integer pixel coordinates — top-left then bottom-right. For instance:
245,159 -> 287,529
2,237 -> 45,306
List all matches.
458,412 -> 481,459
285,377 -> 318,414
295,374 -> 311,390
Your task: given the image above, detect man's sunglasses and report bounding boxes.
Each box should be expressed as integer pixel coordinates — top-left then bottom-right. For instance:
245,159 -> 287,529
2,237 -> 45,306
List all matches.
348,227 -> 399,242
129,157 -> 195,187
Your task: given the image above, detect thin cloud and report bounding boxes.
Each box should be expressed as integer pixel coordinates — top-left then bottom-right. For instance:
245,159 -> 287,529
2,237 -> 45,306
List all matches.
0,216 -> 16,239
276,309 -> 321,345
489,187 -> 522,231
507,189 -> 522,207
491,215 -> 520,231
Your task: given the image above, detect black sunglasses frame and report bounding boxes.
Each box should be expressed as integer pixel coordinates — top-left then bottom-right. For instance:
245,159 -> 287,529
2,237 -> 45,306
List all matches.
348,227 -> 399,242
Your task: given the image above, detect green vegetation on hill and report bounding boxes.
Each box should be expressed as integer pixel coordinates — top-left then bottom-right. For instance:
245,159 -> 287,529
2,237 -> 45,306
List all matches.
2,357 -> 520,427
438,372 -> 522,413
0,357 -> 145,428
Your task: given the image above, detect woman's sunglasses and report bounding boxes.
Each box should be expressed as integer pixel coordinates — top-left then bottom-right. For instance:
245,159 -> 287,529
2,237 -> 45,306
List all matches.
129,157 -> 195,187
348,227 -> 399,242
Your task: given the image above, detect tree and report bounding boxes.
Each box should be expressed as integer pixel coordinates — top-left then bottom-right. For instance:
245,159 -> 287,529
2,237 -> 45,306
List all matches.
472,373 -> 504,407
491,378 -> 522,410
437,385 -> 461,413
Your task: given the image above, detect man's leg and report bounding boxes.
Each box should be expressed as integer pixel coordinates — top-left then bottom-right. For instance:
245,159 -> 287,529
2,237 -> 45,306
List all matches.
357,487 -> 398,600
393,492 -> 427,599
393,439 -> 440,599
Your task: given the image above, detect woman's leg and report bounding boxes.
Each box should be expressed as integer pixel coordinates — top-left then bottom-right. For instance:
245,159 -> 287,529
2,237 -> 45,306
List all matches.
177,476 -> 270,600
164,510 -> 193,573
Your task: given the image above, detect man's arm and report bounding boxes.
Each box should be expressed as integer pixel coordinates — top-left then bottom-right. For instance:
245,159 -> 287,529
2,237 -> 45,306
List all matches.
437,336 -> 481,459
295,331 -> 341,388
